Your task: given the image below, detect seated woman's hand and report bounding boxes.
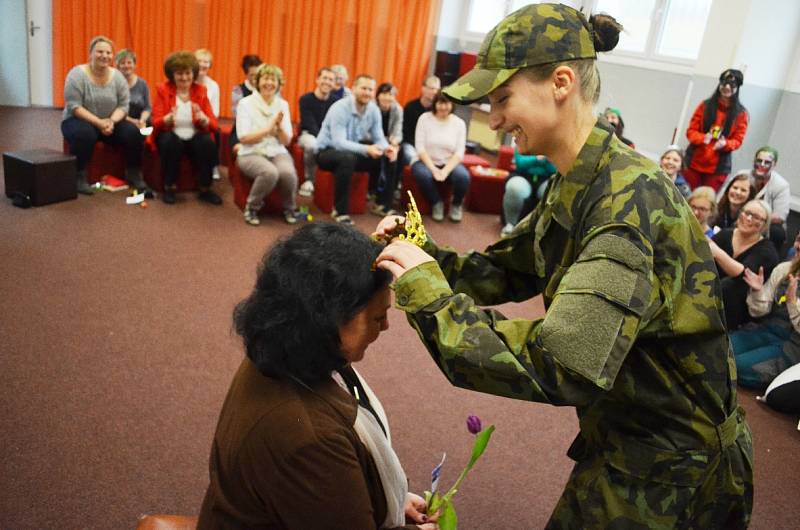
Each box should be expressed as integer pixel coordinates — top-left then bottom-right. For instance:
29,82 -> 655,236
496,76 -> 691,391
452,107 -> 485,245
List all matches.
787,274 -> 798,304
743,266 -> 764,291
376,240 -> 435,279
404,492 -> 439,528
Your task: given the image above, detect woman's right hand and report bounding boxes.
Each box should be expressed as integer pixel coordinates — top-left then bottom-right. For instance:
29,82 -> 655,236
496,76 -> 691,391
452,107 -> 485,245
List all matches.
743,266 -> 764,291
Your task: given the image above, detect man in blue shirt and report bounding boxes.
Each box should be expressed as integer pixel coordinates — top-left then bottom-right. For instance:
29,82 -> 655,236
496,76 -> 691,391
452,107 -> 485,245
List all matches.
316,75 -> 398,223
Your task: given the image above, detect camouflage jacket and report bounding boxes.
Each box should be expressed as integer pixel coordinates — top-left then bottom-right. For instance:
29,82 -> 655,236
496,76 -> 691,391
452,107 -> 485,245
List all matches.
395,124 -> 745,483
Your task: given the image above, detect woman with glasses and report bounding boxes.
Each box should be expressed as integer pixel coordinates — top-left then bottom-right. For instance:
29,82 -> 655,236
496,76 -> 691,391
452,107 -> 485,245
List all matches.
684,69 -> 749,192
709,199 -> 779,329
688,186 -> 717,238
730,232 -> 800,389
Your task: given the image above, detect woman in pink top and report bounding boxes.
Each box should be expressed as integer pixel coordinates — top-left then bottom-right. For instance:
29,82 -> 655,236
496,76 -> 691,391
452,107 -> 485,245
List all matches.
411,93 -> 469,222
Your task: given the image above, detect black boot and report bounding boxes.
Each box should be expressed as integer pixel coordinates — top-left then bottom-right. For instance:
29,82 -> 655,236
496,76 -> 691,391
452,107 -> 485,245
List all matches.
76,169 -> 94,195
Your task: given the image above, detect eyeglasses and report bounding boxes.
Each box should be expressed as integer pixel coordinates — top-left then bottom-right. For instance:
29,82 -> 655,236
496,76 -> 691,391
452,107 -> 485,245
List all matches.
740,210 -> 766,223
690,204 -> 711,213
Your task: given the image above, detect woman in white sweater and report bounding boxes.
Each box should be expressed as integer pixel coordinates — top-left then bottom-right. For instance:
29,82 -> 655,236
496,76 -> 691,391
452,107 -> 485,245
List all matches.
236,64 -> 298,226
733,231 -> 800,388
411,92 -> 468,222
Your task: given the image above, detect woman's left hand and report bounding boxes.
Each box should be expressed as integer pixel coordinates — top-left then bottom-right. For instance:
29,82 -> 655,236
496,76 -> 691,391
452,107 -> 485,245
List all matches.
192,103 -> 209,126
713,137 -> 727,151
375,240 -> 435,279
404,492 -> 438,525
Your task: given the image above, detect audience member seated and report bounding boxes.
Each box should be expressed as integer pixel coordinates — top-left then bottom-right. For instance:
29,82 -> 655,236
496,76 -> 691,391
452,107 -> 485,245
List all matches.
196,223 -> 436,530
734,146 -> 790,252
235,64 -> 298,226
659,146 -> 691,198
731,232 -> 800,389
115,49 -> 151,130
61,36 -> 145,194
195,48 -> 221,181
372,82 -> 403,210
329,64 -> 353,101
688,186 -> 717,238
713,172 -> 755,230
400,75 -> 440,168
603,107 -> 634,148
316,75 -> 398,223
229,54 -> 262,152
151,51 -> 220,205
708,199 -> 779,330
501,151 -> 555,236
684,69 -> 749,192
411,92 -> 468,222
297,67 -> 336,197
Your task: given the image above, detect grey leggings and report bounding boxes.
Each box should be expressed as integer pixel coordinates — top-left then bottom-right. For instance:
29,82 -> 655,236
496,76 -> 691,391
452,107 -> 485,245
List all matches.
237,153 -> 298,211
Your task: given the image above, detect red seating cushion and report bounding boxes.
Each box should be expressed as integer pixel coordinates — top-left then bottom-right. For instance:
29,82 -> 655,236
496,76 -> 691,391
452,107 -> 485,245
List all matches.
63,140 -> 125,184
461,153 -> 490,169
497,145 -> 514,171
142,145 -> 197,192
313,169 -> 368,214
228,155 -> 286,214
466,166 -> 508,214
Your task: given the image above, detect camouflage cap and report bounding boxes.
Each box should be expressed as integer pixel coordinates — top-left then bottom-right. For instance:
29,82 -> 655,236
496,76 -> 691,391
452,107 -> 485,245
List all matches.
443,3 -> 596,104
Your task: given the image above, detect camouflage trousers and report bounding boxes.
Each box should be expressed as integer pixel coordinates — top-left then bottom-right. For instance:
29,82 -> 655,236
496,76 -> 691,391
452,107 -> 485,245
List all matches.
545,426 -> 753,529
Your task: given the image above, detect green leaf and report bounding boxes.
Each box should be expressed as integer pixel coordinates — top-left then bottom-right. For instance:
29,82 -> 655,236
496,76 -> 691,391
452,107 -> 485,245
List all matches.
466,425 -> 495,470
438,500 -> 458,530
426,491 -> 442,516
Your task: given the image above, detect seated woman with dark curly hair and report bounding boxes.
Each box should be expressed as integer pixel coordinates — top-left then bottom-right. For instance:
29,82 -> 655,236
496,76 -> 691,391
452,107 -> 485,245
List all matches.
151,51 -> 220,205
197,223 -> 436,530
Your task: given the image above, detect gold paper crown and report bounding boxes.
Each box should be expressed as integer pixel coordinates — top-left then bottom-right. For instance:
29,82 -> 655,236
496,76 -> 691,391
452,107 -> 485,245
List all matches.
373,191 -> 427,247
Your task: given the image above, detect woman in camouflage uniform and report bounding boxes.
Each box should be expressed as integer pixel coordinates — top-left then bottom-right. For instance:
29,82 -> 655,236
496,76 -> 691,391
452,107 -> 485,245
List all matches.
375,4 -> 753,528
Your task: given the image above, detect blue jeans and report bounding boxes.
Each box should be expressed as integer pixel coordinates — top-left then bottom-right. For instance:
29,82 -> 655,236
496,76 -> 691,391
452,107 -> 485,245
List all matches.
730,323 -> 792,388
411,161 -> 470,206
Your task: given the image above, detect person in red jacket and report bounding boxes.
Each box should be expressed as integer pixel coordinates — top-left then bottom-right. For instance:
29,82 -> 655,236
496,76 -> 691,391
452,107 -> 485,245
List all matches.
684,69 -> 748,192
151,51 -> 221,205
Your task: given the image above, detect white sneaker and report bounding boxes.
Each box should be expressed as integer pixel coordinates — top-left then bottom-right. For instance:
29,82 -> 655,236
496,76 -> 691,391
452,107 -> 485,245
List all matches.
432,202 -> 444,222
212,167 -> 221,180
299,180 -> 314,197
501,223 -> 514,237
449,204 -> 463,222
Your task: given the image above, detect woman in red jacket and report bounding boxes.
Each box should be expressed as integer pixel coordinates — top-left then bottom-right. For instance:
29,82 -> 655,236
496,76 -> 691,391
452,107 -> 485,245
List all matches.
152,51 -> 221,205
684,69 -> 748,192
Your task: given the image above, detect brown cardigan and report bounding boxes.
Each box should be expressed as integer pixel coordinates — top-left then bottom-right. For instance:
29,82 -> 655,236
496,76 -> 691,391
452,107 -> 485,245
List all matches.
197,358 -> 418,530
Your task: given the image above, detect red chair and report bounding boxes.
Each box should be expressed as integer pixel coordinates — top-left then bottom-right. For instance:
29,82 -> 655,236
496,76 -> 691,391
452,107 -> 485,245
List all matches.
142,145 -> 198,192
227,153 -> 291,214
62,140 -> 125,184
218,122 -> 233,168
497,145 -> 514,171
313,168 -> 368,214
466,166 -> 509,214
400,165 -> 453,215
461,153 -> 491,170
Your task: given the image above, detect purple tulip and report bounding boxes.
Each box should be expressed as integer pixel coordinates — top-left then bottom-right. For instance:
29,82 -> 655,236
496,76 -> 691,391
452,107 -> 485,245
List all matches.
466,415 -> 482,435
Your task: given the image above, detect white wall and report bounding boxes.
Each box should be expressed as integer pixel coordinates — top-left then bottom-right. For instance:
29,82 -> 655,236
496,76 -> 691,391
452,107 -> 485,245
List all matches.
0,0 -> 31,106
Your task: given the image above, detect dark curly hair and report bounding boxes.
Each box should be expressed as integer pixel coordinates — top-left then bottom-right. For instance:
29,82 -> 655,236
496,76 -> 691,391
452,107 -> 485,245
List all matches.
233,223 -> 392,385
163,51 -> 199,83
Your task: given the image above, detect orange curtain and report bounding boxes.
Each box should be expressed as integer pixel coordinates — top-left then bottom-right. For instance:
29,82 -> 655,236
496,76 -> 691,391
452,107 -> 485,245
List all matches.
52,0 -> 442,120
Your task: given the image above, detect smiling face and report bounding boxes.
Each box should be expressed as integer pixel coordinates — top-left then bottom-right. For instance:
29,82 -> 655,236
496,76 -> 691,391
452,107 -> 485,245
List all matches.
660,151 -> 682,179
736,201 -> 767,236
196,57 -> 211,79
727,178 -> 751,209
117,57 -> 136,78
353,78 -> 376,107
434,98 -> 453,118
753,150 -> 775,179
719,79 -> 738,99
338,286 -> 391,364
604,111 -> 620,127
90,41 -> 113,70
258,74 -> 278,101
174,69 -> 194,91
377,91 -> 395,112
316,69 -> 335,97
488,72 -> 559,156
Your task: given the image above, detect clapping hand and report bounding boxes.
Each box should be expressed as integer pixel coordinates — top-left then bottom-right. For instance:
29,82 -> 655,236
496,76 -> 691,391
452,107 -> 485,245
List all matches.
787,274 -> 798,304
192,103 -> 209,126
743,266 -> 765,291
713,136 -> 727,151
